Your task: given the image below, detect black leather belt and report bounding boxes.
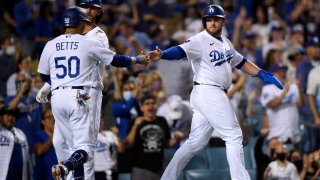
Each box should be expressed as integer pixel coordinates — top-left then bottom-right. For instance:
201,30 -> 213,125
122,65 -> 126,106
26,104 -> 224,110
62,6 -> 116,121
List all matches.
52,86 -> 84,91
193,81 -> 228,93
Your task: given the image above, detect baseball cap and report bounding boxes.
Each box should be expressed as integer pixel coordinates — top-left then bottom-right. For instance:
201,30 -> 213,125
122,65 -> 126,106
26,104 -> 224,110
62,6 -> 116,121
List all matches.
290,24 -> 304,34
0,106 -> 16,116
167,95 -> 183,120
287,45 -> 305,60
305,36 -> 320,47
241,32 -> 256,40
271,24 -> 283,32
270,63 -> 288,73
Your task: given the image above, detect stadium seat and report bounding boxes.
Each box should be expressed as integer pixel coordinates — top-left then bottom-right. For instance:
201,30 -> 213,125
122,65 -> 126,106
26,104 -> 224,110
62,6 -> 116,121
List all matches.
185,169 -> 231,180
118,173 -> 131,180
164,148 -> 209,170
206,147 -> 229,169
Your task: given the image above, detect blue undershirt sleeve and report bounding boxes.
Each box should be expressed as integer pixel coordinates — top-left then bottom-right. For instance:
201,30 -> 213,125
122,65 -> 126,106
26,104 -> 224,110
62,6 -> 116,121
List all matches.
161,46 -> 187,60
40,73 -> 51,85
236,58 -> 247,69
110,54 -> 132,67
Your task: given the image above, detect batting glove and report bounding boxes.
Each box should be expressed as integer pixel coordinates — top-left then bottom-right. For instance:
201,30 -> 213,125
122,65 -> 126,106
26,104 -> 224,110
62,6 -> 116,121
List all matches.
257,69 -> 284,89
36,82 -> 51,103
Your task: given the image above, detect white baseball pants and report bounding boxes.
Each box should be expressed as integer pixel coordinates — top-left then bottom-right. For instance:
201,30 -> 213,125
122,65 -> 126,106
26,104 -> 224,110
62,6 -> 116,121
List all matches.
51,88 -> 96,179
161,85 -> 250,180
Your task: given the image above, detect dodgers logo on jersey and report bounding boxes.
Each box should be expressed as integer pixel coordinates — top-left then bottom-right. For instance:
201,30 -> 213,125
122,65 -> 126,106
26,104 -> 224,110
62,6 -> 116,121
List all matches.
209,49 -> 233,66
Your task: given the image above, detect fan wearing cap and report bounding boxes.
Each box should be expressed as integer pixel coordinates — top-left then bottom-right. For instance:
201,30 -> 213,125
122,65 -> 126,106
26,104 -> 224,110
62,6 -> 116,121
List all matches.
261,63 -> 302,146
0,107 -> 28,180
307,59 -> 320,125
286,45 -> 305,81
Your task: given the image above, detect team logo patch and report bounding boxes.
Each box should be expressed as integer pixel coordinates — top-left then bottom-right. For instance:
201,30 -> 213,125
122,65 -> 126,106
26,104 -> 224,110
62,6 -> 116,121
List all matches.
209,6 -> 215,13
64,18 -> 70,26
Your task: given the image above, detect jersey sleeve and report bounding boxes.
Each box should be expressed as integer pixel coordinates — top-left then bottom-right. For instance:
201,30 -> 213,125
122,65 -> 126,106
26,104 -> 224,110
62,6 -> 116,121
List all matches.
37,42 -> 51,75
95,29 -> 110,48
90,40 -> 115,65
178,37 -> 202,61
307,68 -> 318,95
224,38 -> 244,68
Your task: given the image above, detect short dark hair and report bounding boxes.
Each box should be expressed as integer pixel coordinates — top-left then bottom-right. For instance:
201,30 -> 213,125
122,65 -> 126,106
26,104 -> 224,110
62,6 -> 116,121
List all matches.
140,95 -> 156,105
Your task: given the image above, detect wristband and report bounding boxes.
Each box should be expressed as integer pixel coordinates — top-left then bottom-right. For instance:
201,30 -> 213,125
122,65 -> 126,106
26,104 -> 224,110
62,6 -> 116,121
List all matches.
135,56 -> 141,64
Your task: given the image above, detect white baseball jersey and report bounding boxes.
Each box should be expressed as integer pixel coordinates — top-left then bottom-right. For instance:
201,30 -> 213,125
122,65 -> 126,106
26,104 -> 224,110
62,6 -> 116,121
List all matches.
85,26 -> 109,90
94,131 -> 118,172
179,30 -> 244,89
38,34 -> 115,90
260,83 -> 300,143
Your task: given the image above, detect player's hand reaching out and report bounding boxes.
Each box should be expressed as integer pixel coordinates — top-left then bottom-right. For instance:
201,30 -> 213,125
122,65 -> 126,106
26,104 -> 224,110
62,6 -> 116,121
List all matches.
135,51 -> 150,67
148,46 -> 162,62
257,69 -> 284,89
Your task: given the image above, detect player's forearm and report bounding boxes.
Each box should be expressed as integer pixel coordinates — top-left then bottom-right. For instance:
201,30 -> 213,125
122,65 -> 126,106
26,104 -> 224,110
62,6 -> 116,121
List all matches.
161,46 -> 187,60
110,54 -> 143,67
308,95 -> 320,120
240,60 -> 260,76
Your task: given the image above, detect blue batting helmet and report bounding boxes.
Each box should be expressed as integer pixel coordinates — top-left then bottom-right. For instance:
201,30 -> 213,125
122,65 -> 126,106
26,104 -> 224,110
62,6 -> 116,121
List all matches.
79,0 -> 102,8
63,6 -> 91,27
202,4 -> 225,28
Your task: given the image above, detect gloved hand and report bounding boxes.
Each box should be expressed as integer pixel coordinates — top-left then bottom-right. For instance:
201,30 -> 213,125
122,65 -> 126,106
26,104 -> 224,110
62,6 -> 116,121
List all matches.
257,69 -> 283,89
36,82 -> 51,103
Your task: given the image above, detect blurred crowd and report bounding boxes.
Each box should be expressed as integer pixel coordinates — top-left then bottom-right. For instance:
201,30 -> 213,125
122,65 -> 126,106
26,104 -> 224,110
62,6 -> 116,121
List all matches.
0,0 -> 320,180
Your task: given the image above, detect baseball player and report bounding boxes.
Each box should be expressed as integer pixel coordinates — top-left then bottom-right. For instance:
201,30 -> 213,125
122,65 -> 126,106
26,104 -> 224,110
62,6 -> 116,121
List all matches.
37,7 -> 148,180
148,4 -> 283,180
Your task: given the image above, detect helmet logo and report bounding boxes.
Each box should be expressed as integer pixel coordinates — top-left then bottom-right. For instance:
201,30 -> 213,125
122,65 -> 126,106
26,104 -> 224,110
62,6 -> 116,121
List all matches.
64,18 -> 70,25
209,6 -> 215,13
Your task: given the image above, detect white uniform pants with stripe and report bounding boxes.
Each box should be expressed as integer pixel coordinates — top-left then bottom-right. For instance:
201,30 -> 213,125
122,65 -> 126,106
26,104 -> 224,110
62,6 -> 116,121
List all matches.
84,88 -> 103,180
161,85 -> 250,180
51,88 -> 96,179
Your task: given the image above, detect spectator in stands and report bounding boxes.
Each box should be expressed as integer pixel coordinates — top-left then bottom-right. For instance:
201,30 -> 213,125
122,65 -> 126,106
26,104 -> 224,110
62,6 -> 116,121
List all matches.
155,58 -> 193,101
0,36 -> 20,98
33,0 -> 54,58
261,63 -> 302,148
6,55 -> 32,97
13,0 -> 37,56
262,24 -> 286,59
157,95 -> 192,145
297,37 -> 320,152
264,48 -> 283,71
125,95 -> 183,180
307,45 -> 320,124
288,24 -> 305,47
112,68 -> 141,140
94,119 -> 125,180
286,44 -> 305,82
148,70 -> 165,98
136,0 -> 169,34
245,86 -> 265,136
263,144 -> 300,179
115,19 -> 151,57
33,109 -> 58,180
300,150 -> 320,179
0,107 -> 28,180
5,71 -> 42,152
288,149 -> 303,173
250,5 -> 269,48
254,127 -> 282,179
306,61 -> 320,150
0,0 -> 20,35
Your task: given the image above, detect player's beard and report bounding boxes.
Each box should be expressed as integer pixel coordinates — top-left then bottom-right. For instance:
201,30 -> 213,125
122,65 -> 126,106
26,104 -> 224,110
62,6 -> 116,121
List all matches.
207,27 -> 222,37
